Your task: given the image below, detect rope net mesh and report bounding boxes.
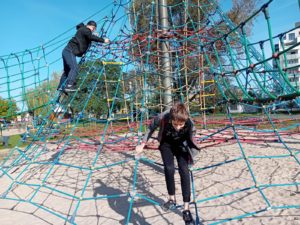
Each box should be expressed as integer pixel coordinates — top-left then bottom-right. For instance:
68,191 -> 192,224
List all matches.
0,0 -> 299,224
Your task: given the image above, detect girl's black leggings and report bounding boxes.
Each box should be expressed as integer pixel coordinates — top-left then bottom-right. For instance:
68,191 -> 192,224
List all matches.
159,141 -> 191,203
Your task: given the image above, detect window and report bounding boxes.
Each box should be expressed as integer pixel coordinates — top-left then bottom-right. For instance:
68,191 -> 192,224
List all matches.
287,69 -> 299,74
289,77 -> 297,82
288,33 -> 296,41
287,59 -> 299,64
289,50 -> 298,55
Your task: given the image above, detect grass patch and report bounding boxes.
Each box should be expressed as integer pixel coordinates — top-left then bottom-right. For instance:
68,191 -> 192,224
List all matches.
0,134 -> 29,150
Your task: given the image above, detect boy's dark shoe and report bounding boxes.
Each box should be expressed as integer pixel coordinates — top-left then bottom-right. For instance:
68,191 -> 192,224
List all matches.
57,87 -> 68,95
182,210 -> 195,225
161,199 -> 176,212
65,85 -> 77,92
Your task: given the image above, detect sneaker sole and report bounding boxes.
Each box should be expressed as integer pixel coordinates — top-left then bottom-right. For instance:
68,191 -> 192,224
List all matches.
161,204 -> 177,212
65,90 -> 77,92
185,221 -> 195,225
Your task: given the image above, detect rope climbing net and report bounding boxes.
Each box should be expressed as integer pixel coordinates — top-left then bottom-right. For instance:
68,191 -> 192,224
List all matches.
0,0 -> 299,224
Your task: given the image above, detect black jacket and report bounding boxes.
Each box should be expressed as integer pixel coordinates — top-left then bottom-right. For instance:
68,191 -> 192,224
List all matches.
67,23 -> 104,57
142,110 -> 200,164
143,110 -> 200,159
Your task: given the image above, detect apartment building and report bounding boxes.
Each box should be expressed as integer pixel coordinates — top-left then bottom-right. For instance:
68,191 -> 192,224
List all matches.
275,22 -> 300,89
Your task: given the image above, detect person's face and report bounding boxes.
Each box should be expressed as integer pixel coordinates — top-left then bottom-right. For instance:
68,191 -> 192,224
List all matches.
88,25 -> 97,32
171,120 -> 185,131
91,25 -> 96,32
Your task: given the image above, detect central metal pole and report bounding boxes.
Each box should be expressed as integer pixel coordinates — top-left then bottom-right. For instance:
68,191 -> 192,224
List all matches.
158,0 -> 172,109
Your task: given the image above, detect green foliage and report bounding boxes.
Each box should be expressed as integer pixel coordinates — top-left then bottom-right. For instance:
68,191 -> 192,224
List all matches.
71,60 -> 125,117
24,72 -> 59,117
0,134 -> 28,150
227,0 -> 262,35
0,97 -> 18,120
128,0 -> 260,113
129,0 -> 213,32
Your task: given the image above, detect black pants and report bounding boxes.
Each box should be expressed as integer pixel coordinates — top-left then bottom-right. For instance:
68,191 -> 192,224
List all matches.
159,141 -> 191,203
58,46 -> 78,89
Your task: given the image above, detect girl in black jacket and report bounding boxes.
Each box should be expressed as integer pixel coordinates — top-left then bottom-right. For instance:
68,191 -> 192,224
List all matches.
136,103 -> 199,225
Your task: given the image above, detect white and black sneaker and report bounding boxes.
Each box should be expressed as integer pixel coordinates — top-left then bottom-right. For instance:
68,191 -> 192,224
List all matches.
183,210 -> 195,225
161,200 -> 177,211
65,85 -> 77,92
53,103 -> 65,113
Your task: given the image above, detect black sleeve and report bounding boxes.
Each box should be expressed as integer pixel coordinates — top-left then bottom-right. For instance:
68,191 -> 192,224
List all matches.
142,115 -> 161,143
188,119 -> 197,137
187,118 -> 200,150
90,34 -> 105,43
83,29 -> 105,43
141,110 -> 170,143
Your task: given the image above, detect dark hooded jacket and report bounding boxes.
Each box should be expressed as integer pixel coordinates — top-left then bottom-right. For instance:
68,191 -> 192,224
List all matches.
142,110 -> 200,164
67,23 -> 104,57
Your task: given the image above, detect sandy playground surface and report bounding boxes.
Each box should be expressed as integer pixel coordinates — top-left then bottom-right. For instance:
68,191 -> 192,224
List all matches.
0,131 -> 299,225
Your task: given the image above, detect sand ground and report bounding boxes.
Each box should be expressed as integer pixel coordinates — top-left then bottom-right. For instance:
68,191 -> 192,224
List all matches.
0,131 -> 299,225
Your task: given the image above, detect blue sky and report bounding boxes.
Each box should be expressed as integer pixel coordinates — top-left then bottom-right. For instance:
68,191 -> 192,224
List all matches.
0,0 -> 299,56
0,0 -> 298,108
0,0 -> 113,55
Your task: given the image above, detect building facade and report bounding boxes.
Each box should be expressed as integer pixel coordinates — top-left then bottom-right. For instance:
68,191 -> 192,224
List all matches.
275,22 -> 300,89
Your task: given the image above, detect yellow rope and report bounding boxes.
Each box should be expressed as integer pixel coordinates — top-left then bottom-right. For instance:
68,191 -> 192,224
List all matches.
102,61 -> 124,65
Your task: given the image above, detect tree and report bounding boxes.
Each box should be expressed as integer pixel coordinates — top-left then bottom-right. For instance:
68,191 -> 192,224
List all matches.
227,0 -> 262,36
24,72 -> 60,117
0,97 -> 18,120
128,0 -> 261,112
71,60 -> 125,118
